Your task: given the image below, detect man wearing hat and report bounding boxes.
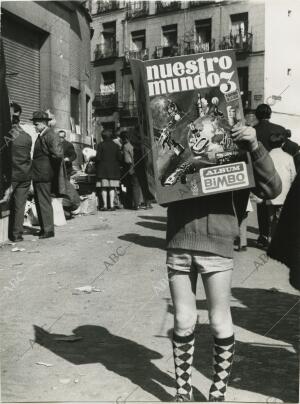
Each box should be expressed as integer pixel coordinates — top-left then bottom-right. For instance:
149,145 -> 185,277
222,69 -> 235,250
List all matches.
31,111 -> 63,239
8,102 -> 32,242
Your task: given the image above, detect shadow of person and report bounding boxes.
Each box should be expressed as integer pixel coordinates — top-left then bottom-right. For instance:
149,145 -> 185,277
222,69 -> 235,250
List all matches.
118,233 -> 166,250
138,215 -> 167,223
34,324 -> 174,401
136,221 -> 166,232
231,287 -> 299,352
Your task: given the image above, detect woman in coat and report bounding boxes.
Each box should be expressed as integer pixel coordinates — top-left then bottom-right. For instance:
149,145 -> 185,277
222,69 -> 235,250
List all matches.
95,130 -> 122,211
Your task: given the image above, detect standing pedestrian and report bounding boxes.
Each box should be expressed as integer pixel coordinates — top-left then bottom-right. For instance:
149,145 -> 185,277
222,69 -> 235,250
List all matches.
132,126 -> 154,209
58,130 -> 77,179
120,131 -> 141,210
8,102 -> 32,242
95,130 -> 122,211
253,103 -> 285,248
31,111 -> 63,239
165,125 -> 281,402
266,132 -> 296,239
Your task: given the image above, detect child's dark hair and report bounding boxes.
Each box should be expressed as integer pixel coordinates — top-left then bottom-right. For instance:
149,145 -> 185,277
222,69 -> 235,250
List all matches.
269,132 -> 285,148
255,103 -> 272,120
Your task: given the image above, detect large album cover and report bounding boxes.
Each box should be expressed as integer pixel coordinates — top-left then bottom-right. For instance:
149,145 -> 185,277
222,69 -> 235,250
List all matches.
130,50 -> 254,204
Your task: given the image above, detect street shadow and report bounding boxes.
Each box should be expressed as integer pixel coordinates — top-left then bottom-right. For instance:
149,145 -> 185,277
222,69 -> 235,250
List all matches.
34,325 -> 174,401
119,233 -> 166,250
163,287 -> 299,402
138,215 -> 167,223
136,221 -> 166,232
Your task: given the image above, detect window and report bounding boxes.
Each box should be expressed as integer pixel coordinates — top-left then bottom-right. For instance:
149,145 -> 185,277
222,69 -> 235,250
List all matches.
100,71 -> 116,94
162,24 -> 177,47
230,13 -> 248,38
71,87 -> 80,125
131,30 -> 146,52
195,19 -> 211,44
102,21 -> 116,51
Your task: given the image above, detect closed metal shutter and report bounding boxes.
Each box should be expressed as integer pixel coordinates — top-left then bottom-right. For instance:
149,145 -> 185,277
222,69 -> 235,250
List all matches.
2,13 -> 41,122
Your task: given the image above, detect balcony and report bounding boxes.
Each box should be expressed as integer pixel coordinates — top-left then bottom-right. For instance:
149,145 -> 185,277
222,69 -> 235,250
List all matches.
94,42 -> 119,61
219,32 -> 253,53
126,3 -> 149,19
189,1 -> 216,8
155,45 -> 181,58
124,49 -> 149,63
120,102 -> 138,118
156,1 -> 182,13
93,93 -> 119,110
183,40 -> 215,55
94,0 -> 120,14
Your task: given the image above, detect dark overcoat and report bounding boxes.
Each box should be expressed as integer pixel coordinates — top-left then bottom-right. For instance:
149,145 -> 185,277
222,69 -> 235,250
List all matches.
95,140 -> 122,180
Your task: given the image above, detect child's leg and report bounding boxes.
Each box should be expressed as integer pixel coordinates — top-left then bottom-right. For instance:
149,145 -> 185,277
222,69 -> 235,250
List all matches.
202,270 -> 234,401
108,188 -> 115,209
168,266 -> 198,400
101,189 -> 107,209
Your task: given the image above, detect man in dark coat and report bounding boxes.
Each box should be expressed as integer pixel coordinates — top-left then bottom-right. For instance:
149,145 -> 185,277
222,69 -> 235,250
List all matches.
254,104 -> 286,248
31,111 -> 63,238
58,130 -> 77,179
9,103 -> 32,242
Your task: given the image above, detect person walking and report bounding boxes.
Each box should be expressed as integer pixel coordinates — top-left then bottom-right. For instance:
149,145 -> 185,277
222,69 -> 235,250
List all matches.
31,111 -> 63,239
8,102 -> 32,242
58,130 -> 77,179
253,103 -> 286,248
266,132 -> 296,239
165,125 -> 281,402
95,130 -> 122,211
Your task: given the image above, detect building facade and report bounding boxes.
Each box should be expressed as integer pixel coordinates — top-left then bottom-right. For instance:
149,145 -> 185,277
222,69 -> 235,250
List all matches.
90,0 -> 265,139
1,1 -> 94,160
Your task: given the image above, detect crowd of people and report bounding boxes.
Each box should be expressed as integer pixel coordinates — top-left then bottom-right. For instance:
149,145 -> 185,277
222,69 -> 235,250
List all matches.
92,126 -> 154,212
6,104 -> 78,241
5,103 -> 154,242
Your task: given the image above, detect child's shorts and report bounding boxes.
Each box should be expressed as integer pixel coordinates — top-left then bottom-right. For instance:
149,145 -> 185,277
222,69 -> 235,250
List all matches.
166,249 -> 233,274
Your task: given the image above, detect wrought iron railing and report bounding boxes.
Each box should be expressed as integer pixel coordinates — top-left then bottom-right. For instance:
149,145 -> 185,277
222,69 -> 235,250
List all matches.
188,1 -> 215,8
94,42 -> 119,60
156,1 -> 181,13
93,93 -> 118,108
219,32 -> 253,52
124,48 -> 149,63
155,45 -> 181,58
95,0 -> 120,14
126,2 -> 149,18
183,40 -> 215,54
120,101 -> 138,117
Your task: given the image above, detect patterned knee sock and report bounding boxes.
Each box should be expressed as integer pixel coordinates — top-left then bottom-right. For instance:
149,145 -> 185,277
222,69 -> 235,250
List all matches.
209,334 -> 235,401
173,331 -> 195,400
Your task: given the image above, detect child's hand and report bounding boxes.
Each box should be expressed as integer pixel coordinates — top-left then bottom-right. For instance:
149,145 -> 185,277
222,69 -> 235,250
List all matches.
231,124 -> 259,152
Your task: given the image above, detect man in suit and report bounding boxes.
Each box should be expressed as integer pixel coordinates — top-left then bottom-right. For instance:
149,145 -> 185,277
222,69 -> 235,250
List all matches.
9,102 -> 32,242
31,111 -> 63,239
58,130 -> 77,179
254,104 -> 286,248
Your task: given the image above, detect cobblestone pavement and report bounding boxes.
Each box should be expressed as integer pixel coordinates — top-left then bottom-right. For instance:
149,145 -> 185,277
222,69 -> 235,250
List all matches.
0,205 -> 299,403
